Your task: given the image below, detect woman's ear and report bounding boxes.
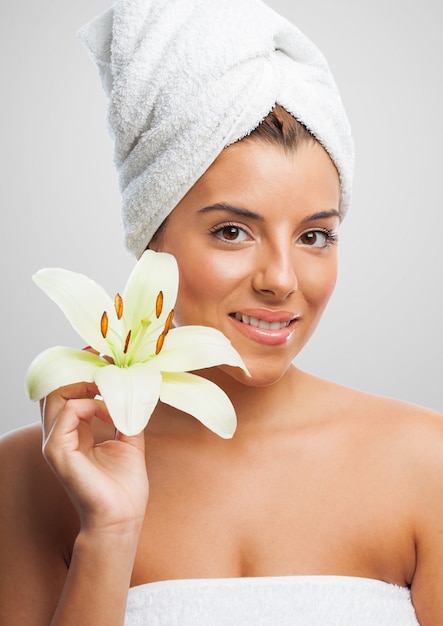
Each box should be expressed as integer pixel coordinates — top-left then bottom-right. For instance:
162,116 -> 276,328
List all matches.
146,217 -> 168,252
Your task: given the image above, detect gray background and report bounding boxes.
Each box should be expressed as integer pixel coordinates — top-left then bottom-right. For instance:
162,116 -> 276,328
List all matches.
1,0 -> 441,436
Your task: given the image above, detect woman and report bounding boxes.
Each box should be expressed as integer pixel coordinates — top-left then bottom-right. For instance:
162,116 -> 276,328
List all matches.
1,0 -> 442,624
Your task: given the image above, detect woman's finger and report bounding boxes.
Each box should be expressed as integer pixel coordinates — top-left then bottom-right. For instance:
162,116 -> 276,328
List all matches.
41,381 -> 100,437
43,397 -> 112,465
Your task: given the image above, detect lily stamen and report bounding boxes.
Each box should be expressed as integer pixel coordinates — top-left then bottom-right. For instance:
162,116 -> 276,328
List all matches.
164,309 -> 174,335
114,293 -> 124,320
155,331 -> 165,355
100,311 -> 109,339
155,291 -> 164,318
123,330 -> 132,354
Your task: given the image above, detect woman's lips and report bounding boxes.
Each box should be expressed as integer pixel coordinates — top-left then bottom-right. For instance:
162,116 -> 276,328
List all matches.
229,311 -> 299,345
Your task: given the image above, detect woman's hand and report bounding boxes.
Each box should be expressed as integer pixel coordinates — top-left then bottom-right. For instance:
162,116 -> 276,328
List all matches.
41,381 -> 149,536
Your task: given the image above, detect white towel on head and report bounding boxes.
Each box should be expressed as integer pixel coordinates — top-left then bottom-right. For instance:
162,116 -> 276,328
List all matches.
78,0 -> 354,258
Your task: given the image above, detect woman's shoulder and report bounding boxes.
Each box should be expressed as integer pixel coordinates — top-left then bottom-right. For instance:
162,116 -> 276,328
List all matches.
354,387 -> 443,470
305,372 -> 443,517
301,370 -> 443,457
0,422 -> 77,543
305,371 -> 441,425
0,420 -> 42,452
0,422 -> 46,487
345,380 -> 442,442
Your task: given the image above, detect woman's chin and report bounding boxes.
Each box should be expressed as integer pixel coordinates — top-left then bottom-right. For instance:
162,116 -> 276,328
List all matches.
216,360 -> 294,389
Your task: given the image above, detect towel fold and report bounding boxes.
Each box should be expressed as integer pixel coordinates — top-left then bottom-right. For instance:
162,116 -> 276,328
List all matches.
79,0 -> 354,258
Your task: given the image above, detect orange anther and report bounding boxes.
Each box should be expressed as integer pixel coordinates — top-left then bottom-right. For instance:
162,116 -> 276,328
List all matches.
123,330 -> 132,354
100,311 -> 109,339
155,291 -> 164,319
164,309 -> 174,335
114,293 -> 124,320
155,331 -> 165,355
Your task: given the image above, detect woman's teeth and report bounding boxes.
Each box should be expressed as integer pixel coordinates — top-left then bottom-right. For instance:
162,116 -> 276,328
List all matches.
233,313 -> 291,331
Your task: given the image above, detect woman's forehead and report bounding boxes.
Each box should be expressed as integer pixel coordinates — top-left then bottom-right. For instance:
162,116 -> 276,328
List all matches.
172,140 -> 340,222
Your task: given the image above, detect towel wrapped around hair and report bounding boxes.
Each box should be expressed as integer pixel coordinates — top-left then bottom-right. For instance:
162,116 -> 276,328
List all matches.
78,0 -> 354,258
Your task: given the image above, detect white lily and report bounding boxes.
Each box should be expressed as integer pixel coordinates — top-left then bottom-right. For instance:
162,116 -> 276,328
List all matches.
25,250 -> 248,438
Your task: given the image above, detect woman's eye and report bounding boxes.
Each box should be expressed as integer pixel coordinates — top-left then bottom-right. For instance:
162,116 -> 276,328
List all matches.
212,224 -> 248,242
299,230 -> 335,248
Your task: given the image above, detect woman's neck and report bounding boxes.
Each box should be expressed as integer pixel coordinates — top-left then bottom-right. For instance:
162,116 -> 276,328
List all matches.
159,365 -> 309,439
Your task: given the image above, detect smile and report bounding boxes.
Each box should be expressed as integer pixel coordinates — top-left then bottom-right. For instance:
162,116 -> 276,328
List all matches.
232,313 -> 293,330
229,311 -> 299,346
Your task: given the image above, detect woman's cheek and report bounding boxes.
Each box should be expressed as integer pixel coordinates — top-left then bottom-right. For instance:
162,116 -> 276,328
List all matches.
305,260 -> 337,313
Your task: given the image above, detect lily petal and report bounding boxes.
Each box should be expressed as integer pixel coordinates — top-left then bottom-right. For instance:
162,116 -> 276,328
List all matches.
95,363 -> 162,436
152,325 -> 249,373
25,346 -> 106,401
33,268 -> 115,355
160,372 -> 237,439
123,251 -> 178,332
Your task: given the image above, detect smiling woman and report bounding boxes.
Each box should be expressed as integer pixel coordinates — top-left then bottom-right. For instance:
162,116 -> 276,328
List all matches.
150,136 -> 340,384
0,0 -> 442,625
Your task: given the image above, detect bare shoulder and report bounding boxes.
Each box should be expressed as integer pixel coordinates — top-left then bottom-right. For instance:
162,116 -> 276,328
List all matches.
0,423 -> 47,505
0,424 -> 77,624
0,422 -> 44,470
0,420 -> 78,549
306,371 -> 442,441
0,423 -> 62,504
346,394 -> 443,625
357,389 -> 443,482
352,384 -> 443,457
305,375 -> 443,622
301,370 -> 443,478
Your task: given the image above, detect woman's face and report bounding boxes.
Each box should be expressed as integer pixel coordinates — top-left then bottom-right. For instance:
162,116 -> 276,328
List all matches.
152,139 -> 340,386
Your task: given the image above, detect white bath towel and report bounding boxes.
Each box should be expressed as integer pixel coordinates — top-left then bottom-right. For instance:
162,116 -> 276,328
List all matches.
123,576 -> 420,625
79,0 -> 354,258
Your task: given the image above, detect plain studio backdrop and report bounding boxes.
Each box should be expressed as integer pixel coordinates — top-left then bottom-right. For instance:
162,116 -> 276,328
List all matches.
1,0 -> 441,437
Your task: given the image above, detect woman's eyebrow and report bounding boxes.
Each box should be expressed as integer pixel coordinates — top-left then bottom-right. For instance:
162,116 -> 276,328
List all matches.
197,202 -> 264,221
301,210 -> 341,223
197,204 -> 340,223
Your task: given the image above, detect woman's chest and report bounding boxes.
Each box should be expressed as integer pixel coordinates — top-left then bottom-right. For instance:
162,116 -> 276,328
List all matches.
130,439 -> 415,587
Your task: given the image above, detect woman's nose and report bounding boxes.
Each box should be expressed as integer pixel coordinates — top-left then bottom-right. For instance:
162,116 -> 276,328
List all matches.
251,246 -> 298,300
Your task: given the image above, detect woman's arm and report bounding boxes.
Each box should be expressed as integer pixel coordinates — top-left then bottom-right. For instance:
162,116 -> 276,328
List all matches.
0,382 -> 149,625
47,528 -> 141,625
408,409 -> 443,625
